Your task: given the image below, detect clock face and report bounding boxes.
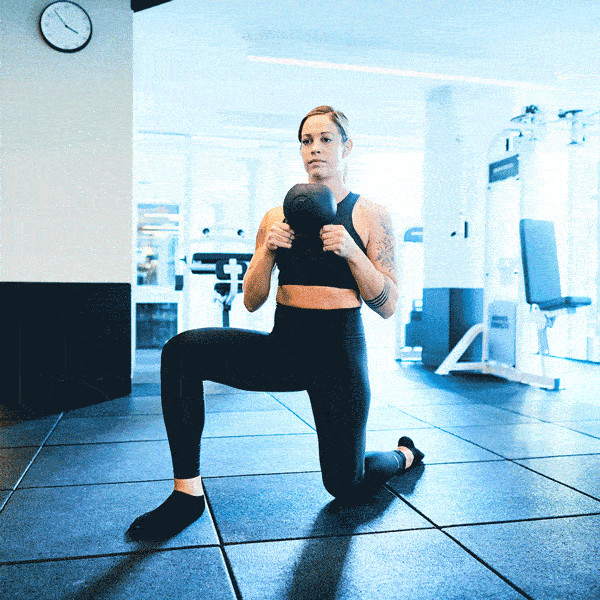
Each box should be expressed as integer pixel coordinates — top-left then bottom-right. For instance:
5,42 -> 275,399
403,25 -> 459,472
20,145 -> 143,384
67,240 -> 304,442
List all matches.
40,1 -> 92,53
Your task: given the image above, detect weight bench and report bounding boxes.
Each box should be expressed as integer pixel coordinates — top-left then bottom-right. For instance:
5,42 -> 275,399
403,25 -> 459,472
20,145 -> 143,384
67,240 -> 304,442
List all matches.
520,219 -> 591,356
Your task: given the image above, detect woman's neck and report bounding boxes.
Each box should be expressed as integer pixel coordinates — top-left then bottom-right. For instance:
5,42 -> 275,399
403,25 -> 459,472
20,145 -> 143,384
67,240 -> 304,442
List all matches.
309,176 -> 348,204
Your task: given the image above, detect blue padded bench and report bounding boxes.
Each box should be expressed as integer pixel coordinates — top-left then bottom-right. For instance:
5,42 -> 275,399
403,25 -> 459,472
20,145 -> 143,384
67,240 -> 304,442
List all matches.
519,218 -> 591,354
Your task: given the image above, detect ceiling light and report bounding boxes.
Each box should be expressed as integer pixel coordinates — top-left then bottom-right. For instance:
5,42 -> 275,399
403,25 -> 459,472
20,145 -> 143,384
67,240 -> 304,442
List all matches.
247,56 -> 555,91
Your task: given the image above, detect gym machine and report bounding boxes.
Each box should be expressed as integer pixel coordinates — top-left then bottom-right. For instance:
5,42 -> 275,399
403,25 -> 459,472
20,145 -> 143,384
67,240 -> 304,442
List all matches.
436,106 -> 597,389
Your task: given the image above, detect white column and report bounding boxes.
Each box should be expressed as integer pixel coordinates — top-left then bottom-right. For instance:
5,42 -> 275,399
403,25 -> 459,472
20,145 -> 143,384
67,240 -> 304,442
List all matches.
421,85 -> 514,365
566,143 -> 599,358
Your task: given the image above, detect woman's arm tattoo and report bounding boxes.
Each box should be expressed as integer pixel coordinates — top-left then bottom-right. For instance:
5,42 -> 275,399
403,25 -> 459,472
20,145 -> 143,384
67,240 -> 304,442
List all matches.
375,209 -> 396,274
365,278 -> 391,310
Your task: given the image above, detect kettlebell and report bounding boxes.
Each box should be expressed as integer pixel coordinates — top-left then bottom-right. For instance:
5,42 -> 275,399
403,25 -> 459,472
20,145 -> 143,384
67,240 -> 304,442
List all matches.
283,183 -> 337,234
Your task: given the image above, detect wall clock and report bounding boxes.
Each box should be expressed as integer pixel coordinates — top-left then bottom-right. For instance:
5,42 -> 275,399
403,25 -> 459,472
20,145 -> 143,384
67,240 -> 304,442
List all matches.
40,1 -> 92,53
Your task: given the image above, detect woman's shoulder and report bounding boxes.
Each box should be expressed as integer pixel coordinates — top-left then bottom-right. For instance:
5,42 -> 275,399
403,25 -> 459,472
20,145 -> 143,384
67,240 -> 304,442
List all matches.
354,195 -> 390,222
350,195 -> 379,248
262,205 -> 285,224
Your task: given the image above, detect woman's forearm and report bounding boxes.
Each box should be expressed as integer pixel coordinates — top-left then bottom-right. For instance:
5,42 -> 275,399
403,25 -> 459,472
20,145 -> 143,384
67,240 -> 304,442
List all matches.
243,246 -> 276,312
346,251 -> 398,319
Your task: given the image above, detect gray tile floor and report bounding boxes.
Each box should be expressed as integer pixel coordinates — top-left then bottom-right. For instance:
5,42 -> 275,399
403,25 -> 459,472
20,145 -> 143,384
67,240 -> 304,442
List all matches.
1,359 -> 599,599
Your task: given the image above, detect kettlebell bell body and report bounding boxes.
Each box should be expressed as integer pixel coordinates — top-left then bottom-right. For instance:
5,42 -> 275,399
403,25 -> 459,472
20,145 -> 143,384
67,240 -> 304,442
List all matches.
283,183 -> 337,234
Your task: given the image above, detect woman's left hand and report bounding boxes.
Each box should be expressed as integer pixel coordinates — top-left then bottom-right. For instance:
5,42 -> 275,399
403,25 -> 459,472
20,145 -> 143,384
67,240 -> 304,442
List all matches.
320,225 -> 361,261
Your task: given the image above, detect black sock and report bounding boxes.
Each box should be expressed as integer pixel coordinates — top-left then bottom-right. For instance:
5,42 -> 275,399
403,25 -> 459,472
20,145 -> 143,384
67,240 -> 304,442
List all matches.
127,490 -> 205,541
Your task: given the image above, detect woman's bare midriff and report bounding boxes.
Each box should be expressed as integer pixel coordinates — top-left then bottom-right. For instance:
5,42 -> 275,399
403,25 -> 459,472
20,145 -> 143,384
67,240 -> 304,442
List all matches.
276,285 -> 361,310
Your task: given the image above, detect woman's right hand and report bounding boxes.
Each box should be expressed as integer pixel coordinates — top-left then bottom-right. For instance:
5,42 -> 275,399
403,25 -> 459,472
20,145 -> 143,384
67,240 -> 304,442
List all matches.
265,222 -> 295,252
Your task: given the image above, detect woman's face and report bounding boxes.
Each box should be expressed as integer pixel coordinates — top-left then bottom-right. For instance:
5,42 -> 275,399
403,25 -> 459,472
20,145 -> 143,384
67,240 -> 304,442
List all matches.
300,114 -> 350,182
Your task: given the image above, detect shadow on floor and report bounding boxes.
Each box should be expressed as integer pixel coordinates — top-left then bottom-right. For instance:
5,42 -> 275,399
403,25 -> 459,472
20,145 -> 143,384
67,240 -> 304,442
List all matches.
62,543 -> 165,600
282,482 -> 420,600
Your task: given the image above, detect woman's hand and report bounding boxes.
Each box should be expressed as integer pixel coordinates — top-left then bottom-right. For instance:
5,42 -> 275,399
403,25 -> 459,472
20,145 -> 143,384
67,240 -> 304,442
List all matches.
244,209 -> 287,312
320,224 -> 361,261
265,222 -> 295,252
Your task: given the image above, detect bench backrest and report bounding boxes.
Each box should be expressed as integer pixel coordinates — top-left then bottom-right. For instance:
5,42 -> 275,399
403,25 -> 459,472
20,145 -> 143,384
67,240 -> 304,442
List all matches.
519,219 -> 562,305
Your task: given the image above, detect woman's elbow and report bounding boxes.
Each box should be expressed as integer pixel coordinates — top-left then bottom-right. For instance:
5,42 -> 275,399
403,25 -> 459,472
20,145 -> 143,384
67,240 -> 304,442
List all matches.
378,291 -> 398,319
244,301 -> 262,313
380,303 -> 397,319
243,295 -> 258,312
243,290 -> 266,312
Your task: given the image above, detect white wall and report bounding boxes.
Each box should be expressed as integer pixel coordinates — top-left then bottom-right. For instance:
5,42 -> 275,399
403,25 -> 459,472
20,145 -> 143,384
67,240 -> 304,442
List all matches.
0,0 -> 132,283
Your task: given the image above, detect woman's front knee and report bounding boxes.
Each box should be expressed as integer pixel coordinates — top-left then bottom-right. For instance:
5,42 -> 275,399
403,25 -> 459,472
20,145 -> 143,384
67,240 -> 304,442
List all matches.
161,330 -> 207,374
162,329 -> 208,360
161,332 -> 187,363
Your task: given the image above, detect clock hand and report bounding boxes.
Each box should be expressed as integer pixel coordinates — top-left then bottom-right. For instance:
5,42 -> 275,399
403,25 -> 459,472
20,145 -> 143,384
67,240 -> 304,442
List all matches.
54,9 -> 79,34
53,8 -> 68,25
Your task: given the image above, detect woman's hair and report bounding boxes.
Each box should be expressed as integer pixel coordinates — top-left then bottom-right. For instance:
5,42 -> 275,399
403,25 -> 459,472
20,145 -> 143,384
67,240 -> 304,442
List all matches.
298,106 -> 350,143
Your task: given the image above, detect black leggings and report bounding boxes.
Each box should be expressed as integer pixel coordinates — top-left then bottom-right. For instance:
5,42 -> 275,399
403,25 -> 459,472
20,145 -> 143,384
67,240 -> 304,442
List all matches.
160,304 -> 403,502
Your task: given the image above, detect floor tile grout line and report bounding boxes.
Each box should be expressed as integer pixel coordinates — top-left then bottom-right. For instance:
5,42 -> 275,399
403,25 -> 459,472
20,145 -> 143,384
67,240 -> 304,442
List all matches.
61,406 -> 303,418
8,422 -> 598,476
404,423 -> 531,460
439,511 -> 600,530
398,402 -> 545,427
10,458 -> 523,491
0,543 -> 223,567
267,393 -> 491,432
43,438 -> 171,448
439,528 -> 535,600
394,390 -> 598,414
517,416 -> 600,441
512,461 -> 600,503
0,443 -> 58,450
217,545 -> 244,600
385,484 -> 441,529
10,458 -> 534,491
13,470 -> 326,491
60,409 -> 303,419
203,487 -> 244,600
427,423 -> 600,500
423,421 -> 600,465
200,469 -> 323,481
468,403 -> 587,429
0,413 -> 64,515
7,458 -> 540,491
215,524 -> 439,548
40,431 -> 319,449
7,435 -> 600,457
267,393 -> 317,432
552,421 -> 600,440
395,408 -> 557,429
511,452 -> 600,460
13,457 -> 600,491
421,423 -> 600,500
385,486 -> 535,600
61,413 -> 164,420
38,424 -> 443,449
483,403 -> 600,432
15,478 -> 177,490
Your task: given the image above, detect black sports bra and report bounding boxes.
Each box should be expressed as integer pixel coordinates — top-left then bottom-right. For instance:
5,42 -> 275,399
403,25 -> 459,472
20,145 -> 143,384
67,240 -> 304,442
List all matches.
275,192 -> 367,291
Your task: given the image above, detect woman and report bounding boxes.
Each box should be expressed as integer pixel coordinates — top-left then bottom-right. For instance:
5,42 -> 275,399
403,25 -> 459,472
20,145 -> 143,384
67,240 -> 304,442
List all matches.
128,106 -> 424,541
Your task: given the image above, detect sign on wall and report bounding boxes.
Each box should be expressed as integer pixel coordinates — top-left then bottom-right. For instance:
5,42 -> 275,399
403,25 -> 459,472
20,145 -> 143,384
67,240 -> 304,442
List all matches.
489,155 -> 519,183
